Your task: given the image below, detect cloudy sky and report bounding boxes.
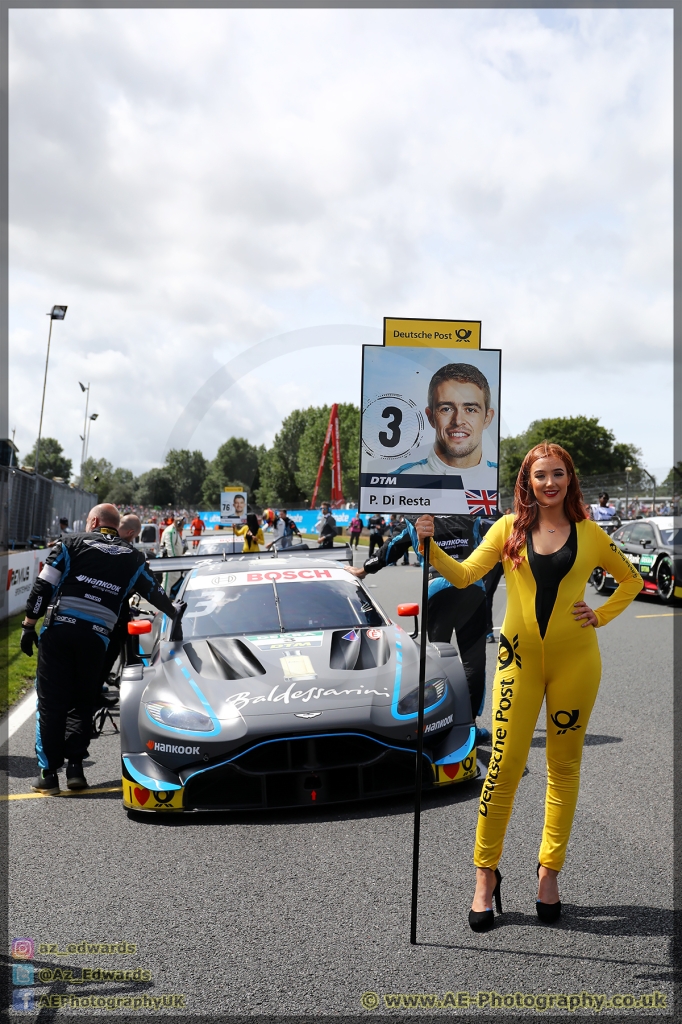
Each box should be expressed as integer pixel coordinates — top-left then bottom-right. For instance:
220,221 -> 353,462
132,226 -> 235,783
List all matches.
9,7 -> 672,483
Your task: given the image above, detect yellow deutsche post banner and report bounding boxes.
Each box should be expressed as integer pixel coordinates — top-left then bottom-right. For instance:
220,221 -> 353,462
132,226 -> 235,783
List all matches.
384,318 -> 481,349
432,749 -> 477,785
122,779 -> 184,812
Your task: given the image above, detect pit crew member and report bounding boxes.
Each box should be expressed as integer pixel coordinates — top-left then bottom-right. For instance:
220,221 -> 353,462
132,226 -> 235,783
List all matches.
21,502 -> 178,795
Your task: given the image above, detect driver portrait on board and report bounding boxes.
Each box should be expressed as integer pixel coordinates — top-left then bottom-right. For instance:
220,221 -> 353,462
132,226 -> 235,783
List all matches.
222,491 -> 248,522
392,362 -> 497,487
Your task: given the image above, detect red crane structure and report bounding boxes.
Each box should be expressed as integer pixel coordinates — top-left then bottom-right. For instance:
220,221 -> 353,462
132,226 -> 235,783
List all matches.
310,403 -> 345,509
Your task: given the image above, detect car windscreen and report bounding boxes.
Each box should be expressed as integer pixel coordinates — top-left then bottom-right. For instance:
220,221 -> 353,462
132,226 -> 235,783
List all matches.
140,525 -> 156,543
629,523 -> 655,544
277,581 -> 383,631
659,528 -> 682,547
180,570 -> 383,638
182,584 -> 280,637
196,538 -> 239,554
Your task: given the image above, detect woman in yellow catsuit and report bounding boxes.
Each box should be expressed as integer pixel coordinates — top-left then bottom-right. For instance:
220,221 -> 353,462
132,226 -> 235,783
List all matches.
415,443 -> 642,931
233,514 -> 265,553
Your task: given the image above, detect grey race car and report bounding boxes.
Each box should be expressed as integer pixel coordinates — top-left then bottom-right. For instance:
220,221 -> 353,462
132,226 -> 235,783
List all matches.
590,515 -> 681,604
120,551 -> 478,813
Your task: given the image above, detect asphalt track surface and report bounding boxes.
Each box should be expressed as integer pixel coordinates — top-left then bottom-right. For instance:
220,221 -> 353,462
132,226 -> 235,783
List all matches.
3,549 -> 674,1019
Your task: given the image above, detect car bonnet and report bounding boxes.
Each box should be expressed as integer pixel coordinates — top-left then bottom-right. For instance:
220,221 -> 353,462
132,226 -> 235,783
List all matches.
154,628 -> 397,719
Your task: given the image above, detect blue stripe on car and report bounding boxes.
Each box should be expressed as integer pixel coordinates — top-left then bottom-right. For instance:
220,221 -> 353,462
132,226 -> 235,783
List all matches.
122,756 -> 182,791
434,725 -> 476,765
143,657 -> 222,737
389,626 -> 448,721
181,731 -> 433,786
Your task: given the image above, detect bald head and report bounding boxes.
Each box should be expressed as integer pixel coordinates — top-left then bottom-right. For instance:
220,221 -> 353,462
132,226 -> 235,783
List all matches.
86,503 -> 120,532
119,513 -> 141,542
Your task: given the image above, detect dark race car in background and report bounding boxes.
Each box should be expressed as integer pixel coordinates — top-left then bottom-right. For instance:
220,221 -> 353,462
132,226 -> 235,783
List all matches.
590,516 -> 681,603
120,552 -> 478,814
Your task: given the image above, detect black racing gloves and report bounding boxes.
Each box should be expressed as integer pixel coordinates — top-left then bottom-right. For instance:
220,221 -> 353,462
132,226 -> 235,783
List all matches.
20,625 -> 39,656
169,601 -> 187,642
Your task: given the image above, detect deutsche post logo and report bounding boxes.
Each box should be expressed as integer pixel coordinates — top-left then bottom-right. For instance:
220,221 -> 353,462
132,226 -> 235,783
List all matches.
551,709 -> 581,734
498,632 -> 521,670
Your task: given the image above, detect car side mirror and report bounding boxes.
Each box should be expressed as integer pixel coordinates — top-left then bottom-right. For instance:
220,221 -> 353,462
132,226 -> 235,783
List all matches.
128,619 -> 152,635
397,602 -> 420,639
642,539 -> 651,547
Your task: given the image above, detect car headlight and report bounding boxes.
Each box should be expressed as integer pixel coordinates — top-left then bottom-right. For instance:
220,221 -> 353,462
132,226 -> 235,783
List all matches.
146,701 -> 214,732
397,678 -> 447,716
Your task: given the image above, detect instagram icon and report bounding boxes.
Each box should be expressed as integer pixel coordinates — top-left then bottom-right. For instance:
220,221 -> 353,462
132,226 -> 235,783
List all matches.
11,939 -> 35,960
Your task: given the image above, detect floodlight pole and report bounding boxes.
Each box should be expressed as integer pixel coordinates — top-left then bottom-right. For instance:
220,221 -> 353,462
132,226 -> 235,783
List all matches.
640,467 -> 656,512
30,307 -> 66,539
410,536 -> 430,945
625,467 -> 630,514
79,383 -> 90,480
34,315 -> 54,479
85,413 -> 98,463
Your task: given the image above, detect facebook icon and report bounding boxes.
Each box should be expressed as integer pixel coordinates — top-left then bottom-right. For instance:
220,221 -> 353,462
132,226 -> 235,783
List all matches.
12,989 -> 35,1011
13,964 -> 34,986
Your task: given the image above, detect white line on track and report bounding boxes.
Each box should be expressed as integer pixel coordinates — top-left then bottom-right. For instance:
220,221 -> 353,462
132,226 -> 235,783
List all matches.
1,689 -> 36,743
635,612 -> 681,618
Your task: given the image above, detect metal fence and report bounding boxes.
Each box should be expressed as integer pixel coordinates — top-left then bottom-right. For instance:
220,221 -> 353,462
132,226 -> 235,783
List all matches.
499,469 -> 679,517
0,466 -> 98,549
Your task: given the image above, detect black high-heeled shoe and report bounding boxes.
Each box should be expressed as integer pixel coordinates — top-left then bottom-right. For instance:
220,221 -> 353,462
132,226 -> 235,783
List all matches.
468,868 -> 502,932
536,862 -> 562,923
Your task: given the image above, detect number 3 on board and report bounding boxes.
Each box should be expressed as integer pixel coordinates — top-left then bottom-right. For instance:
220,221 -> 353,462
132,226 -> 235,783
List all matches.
379,406 -> 403,448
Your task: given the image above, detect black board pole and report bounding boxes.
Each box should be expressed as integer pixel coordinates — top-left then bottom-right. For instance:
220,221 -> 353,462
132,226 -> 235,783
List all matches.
410,535 -> 430,945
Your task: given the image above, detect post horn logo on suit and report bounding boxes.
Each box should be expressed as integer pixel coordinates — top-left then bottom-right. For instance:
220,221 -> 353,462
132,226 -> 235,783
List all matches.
551,709 -> 581,734
498,632 -> 522,670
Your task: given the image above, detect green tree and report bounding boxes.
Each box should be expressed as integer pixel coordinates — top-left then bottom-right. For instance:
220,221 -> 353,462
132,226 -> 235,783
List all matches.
163,449 -> 208,507
25,437 -> 72,482
499,416 -> 641,492
135,467 -> 175,507
107,467 -> 136,506
79,457 -> 114,501
256,411 -> 309,508
202,438 -> 263,509
660,462 -> 682,493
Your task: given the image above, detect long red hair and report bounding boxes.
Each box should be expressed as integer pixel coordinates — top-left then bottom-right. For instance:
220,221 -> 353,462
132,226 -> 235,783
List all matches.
502,442 -> 587,569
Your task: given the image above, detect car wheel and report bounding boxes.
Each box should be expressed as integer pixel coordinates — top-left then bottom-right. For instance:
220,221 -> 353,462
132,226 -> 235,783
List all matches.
591,567 -> 609,593
656,556 -> 676,603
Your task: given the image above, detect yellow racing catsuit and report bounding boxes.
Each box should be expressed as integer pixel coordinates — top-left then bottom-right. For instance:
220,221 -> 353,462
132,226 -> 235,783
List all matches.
427,516 -> 643,872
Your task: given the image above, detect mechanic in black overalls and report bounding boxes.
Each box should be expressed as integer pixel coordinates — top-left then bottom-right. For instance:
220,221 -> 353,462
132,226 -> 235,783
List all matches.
347,513 -> 499,743
21,503 -> 178,794
98,512 -> 143,692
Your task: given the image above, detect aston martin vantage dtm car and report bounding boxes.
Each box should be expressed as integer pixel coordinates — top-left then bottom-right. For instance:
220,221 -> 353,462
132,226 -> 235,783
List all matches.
591,516 -> 681,603
120,553 -> 478,814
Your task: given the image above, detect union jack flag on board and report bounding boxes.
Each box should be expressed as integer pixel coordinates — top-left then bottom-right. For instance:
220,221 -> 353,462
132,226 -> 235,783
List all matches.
465,490 -> 498,515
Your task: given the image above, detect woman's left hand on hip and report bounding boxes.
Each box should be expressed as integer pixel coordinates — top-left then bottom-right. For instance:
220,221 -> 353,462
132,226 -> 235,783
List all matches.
573,601 -> 598,627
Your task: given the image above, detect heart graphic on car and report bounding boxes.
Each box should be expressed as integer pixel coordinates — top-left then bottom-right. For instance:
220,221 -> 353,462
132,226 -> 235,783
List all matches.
442,763 -> 460,780
133,787 -> 150,805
